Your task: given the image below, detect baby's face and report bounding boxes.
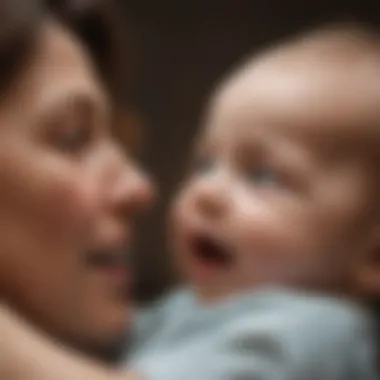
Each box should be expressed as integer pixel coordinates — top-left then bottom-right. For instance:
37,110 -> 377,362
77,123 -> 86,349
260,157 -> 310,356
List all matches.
171,57 -> 379,302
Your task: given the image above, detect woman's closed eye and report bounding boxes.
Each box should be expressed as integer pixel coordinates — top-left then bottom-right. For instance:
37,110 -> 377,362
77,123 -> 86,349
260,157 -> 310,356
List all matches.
52,121 -> 93,154
43,96 -> 103,155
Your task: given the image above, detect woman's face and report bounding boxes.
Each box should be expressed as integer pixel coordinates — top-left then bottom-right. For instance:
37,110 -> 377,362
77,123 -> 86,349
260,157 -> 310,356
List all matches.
0,19 -> 154,353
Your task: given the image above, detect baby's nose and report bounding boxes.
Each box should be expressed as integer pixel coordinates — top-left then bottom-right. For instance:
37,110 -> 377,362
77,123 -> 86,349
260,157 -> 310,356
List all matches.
194,182 -> 230,220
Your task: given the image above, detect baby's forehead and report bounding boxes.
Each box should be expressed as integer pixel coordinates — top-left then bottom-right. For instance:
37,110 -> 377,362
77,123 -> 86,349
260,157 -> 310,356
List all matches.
207,36 -> 380,151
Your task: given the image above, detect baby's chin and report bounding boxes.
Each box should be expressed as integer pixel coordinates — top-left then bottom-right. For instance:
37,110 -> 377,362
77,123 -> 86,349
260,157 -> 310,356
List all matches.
250,269 -> 332,293
194,264 -> 336,303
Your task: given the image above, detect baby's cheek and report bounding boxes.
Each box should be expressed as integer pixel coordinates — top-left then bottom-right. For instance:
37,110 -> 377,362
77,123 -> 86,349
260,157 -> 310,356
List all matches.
237,192 -> 317,250
236,205 -> 339,287
236,201 -> 288,248
236,204 -> 303,264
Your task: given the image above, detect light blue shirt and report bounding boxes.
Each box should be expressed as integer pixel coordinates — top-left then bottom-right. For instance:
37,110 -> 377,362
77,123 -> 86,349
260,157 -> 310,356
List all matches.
128,288 -> 378,380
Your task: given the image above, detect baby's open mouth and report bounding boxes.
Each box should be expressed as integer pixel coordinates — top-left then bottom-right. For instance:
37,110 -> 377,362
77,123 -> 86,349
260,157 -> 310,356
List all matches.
190,234 -> 233,267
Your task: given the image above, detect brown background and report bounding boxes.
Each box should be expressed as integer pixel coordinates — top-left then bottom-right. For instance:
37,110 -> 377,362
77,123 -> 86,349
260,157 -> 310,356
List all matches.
119,0 -> 380,302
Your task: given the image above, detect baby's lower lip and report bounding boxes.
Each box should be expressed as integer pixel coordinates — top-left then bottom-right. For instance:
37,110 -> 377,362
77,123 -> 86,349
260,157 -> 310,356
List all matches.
188,248 -> 234,280
194,258 -> 226,271
189,255 -> 231,284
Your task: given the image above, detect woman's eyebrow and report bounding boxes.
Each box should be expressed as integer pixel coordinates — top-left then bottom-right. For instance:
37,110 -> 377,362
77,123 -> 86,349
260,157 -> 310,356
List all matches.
38,92 -> 108,122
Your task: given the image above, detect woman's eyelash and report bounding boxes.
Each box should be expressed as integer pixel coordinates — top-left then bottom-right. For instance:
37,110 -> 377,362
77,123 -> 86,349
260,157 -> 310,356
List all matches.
49,121 -> 93,154
61,126 -> 91,151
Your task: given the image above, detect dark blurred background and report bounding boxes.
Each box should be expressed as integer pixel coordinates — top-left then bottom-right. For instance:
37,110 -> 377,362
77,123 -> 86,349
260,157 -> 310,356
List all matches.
118,0 -> 380,303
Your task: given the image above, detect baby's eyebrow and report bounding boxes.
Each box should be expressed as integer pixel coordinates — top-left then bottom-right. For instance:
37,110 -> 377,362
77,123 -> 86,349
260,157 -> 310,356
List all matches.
310,126 -> 378,162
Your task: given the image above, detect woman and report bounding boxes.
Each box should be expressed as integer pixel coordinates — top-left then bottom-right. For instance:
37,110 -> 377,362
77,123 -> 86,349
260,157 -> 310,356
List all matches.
0,0 -> 154,371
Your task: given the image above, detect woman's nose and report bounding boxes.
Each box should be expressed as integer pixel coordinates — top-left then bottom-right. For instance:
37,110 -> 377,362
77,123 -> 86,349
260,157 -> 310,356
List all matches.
110,159 -> 156,217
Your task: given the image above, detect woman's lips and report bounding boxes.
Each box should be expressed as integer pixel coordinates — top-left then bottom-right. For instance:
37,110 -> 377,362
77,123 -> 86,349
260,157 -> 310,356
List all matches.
85,246 -> 131,283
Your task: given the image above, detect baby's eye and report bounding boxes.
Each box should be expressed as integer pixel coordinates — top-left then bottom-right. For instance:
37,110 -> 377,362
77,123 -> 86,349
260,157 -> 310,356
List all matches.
246,166 -> 282,187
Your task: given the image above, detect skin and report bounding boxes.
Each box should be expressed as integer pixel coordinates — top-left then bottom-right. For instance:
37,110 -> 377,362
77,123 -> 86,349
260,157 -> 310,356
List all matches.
2,24 -> 380,380
171,30 -> 380,303
1,305 -> 139,380
0,17 -> 154,357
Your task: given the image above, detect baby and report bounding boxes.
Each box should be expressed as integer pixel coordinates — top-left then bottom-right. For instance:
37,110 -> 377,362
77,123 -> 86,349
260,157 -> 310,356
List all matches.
127,22 -> 380,380
1,21 -> 380,380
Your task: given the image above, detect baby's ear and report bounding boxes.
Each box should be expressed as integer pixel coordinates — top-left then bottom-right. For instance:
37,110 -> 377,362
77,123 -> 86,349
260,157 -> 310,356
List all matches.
353,226 -> 380,300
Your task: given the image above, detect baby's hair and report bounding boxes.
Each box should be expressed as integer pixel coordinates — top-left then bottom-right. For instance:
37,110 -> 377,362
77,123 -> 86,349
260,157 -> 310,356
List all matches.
228,19 -> 380,153
288,19 -> 380,62
294,19 -> 380,44
253,18 -> 380,71
217,19 -> 380,101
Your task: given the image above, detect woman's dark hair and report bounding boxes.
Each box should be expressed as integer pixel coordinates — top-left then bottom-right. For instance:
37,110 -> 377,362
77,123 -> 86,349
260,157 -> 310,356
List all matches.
48,0 -> 129,107
0,0 -> 42,94
0,0 -> 128,108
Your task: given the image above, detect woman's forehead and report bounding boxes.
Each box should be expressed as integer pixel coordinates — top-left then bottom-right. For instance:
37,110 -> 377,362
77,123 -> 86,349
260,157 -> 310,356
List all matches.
0,18 -> 107,122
